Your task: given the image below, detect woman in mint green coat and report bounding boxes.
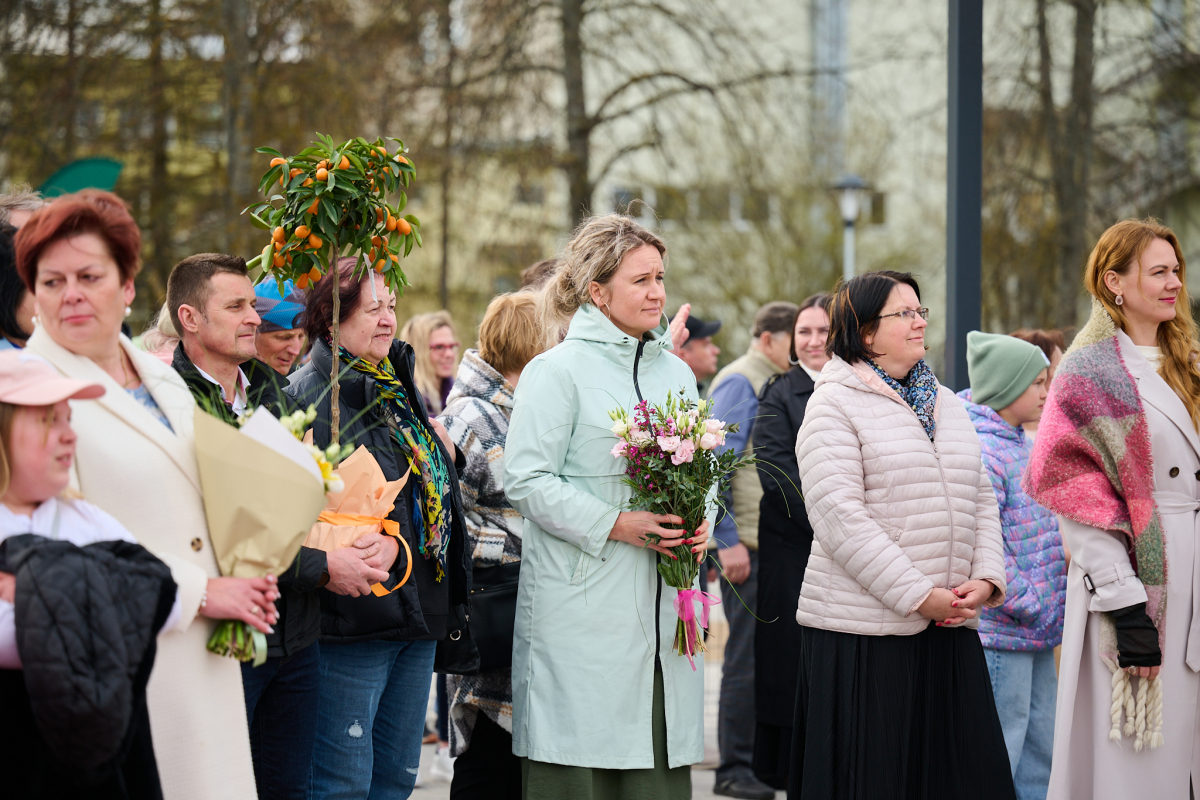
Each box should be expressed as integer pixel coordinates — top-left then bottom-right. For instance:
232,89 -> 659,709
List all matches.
503,214 -> 712,799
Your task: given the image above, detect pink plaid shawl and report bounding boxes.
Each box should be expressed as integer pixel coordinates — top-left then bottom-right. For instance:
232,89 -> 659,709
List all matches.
1023,305 -> 1167,643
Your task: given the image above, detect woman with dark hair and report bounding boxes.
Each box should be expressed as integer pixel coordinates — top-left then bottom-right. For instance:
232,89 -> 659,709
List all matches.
0,223 -> 34,350
789,270 -> 1013,799
286,258 -> 469,799
16,189 -> 265,799
750,292 -> 830,790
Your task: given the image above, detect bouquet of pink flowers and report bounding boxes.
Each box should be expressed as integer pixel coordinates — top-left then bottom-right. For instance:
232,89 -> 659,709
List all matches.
609,391 -> 755,668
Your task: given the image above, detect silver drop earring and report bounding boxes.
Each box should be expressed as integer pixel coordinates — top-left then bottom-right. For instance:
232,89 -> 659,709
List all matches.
1115,294 -> 1124,306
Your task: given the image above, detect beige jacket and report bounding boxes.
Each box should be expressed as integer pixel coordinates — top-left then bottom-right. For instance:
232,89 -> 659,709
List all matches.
27,328 -> 257,800
794,356 -> 1006,635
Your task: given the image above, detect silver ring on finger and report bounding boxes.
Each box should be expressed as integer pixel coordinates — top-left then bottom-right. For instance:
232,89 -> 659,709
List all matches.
251,605 -> 261,616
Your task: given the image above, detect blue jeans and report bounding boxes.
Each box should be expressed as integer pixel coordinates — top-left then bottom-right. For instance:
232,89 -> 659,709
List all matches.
310,639 -> 437,800
983,647 -> 1057,800
241,641 -> 322,800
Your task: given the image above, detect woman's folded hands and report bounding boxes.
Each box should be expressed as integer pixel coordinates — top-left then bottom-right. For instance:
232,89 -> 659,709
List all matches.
917,580 -> 996,626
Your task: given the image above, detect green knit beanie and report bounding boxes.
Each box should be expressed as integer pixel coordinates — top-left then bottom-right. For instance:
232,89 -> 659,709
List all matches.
967,331 -> 1050,412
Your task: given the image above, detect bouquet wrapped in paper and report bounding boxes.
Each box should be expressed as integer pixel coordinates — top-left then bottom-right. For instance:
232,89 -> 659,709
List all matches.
609,391 -> 755,669
304,444 -> 413,596
193,406 -> 331,664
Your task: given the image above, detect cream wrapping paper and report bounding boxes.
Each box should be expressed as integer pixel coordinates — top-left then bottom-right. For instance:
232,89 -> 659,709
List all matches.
193,407 -> 328,579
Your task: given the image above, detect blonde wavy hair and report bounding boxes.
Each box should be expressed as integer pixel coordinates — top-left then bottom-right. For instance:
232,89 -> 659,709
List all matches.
478,292 -> 540,377
399,310 -> 457,414
1084,218 -> 1200,429
139,301 -> 179,359
537,214 -> 666,350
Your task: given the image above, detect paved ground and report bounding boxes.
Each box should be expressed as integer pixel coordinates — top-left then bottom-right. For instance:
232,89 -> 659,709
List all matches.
410,605 -> 784,798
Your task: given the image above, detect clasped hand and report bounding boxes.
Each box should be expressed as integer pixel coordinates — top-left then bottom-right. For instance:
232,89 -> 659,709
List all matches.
609,511 -> 710,563
917,580 -> 995,626
202,575 -> 279,634
324,532 -> 400,597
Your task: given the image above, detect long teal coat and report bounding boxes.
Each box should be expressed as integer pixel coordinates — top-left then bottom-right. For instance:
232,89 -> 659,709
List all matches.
503,303 -> 708,769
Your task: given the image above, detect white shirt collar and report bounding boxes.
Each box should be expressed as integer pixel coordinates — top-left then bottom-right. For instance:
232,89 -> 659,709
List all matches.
194,364 -> 251,416
798,361 -> 823,381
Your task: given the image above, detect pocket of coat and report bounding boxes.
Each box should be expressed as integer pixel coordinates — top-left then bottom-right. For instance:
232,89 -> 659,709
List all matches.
558,470 -> 625,586
568,539 -> 618,586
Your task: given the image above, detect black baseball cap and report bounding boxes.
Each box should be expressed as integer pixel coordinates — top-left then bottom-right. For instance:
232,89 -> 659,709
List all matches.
683,313 -> 721,340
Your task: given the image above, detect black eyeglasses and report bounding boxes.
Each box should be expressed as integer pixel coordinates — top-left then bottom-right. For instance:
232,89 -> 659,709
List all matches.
873,307 -> 929,322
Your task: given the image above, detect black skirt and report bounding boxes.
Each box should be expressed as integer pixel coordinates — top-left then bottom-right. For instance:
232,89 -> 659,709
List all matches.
789,622 -> 1015,800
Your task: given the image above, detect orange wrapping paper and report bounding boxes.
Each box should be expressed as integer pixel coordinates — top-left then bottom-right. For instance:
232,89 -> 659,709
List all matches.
304,445 -> 412,594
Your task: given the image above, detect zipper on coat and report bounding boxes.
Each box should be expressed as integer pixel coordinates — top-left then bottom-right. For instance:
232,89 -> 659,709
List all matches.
932,439 -> 957,586
633,340 -> 645,402
632,339 -> 660,664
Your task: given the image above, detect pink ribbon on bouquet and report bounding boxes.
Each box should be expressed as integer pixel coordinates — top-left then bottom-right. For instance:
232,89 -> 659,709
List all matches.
673,588 -> 722,671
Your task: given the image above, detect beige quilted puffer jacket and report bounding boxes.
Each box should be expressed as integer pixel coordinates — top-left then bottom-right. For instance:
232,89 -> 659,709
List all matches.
794,356 -> 1006,635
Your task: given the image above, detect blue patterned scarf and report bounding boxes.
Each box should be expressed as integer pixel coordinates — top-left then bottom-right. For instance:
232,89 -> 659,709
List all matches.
869,358 -> 939,441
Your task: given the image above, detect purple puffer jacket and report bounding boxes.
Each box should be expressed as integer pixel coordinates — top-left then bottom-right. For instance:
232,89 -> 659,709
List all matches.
958,390 -> 1066,650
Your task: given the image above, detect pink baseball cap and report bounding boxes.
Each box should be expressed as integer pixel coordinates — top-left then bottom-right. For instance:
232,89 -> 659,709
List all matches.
0,351 -> 106,406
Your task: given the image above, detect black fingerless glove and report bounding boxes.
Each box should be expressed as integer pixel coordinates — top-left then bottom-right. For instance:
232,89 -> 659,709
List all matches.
1109,602 -> 1162,668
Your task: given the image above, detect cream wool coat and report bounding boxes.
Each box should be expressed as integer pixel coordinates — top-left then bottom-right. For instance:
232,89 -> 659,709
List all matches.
1048,332 -> 1200,799
27,328 -> 257,800
794,356 -> 1007,634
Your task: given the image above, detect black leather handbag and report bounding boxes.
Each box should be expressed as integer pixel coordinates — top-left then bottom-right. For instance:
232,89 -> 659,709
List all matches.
434,602 -> 479,675
434,561 -> 522,675
469,561 -> 521,673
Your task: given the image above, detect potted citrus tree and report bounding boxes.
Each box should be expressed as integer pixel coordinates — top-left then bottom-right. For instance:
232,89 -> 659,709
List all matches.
245,133 -> 422,444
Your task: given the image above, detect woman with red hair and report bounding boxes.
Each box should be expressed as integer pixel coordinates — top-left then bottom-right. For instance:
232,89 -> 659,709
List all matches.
15,190 -> 266,800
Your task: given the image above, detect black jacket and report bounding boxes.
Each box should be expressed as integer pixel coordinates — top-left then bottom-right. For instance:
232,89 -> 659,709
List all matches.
0,533 -> 175,798
286,337 -> 470,644
172,343 -> 328,658
753,367 -> 817,728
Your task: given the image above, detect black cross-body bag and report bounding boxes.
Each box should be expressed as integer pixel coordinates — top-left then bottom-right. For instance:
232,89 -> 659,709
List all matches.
436,560 -> 521,675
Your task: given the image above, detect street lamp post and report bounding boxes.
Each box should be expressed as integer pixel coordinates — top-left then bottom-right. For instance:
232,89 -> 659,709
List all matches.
831,174 -> 869,283
945,0 -> 983,392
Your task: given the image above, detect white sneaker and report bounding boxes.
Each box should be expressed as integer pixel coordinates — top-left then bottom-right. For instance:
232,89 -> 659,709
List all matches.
429,744 -> 455,782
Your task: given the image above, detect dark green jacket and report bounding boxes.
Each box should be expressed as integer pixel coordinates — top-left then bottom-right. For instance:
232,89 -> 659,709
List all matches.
172,343 -> 327,658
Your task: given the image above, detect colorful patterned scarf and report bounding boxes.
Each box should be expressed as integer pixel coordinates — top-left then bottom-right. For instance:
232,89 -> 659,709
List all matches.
1024,300 -> 1166,750
338,346 -> 454,580
868,358 -> 939,441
